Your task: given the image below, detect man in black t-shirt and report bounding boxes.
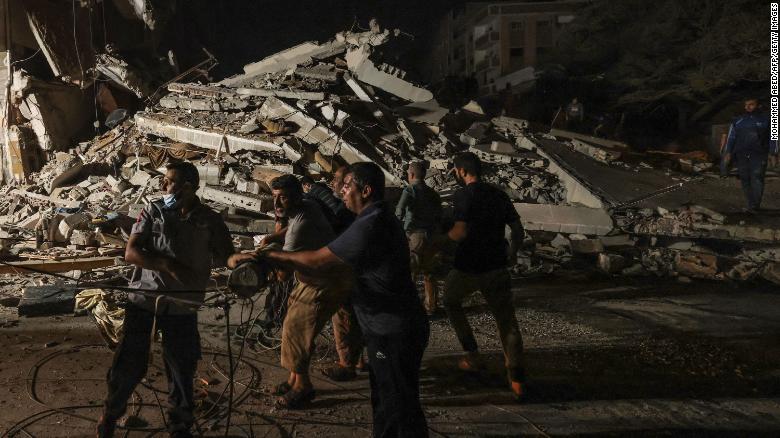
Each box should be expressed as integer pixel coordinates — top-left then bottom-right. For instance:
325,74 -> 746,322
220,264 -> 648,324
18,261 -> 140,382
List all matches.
256,162 -> 429,437
444,152 -> 526,401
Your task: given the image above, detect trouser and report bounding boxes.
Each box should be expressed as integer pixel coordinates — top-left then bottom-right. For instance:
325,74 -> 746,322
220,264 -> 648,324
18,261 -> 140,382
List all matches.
443,268 -> 525,382
265,276 -> 294,327
364,314 -> 430,438
736,152 -> 768,210
104,305 -> 201,435
280,278 -> 350,374
332,299 -> 364,367
407,230 -> 435,276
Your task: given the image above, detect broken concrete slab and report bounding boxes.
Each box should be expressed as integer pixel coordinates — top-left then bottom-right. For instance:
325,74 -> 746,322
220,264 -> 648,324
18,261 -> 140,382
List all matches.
221,40 -> 346,86
25,0 -> 94,85
345,45 -> 432,102
18,285 -> 77,317
549,128 -> 630,150
258,97 -> 400,184
12,189 -> 81,208
569,139 -> 621,163
515,203 -> 614,236
530,137 -> 605,209
236,87 -> 326,101
570,238 -> 605,254
95,52 -> 153,98
198,186 -> 273,213
134,112 -> 283,154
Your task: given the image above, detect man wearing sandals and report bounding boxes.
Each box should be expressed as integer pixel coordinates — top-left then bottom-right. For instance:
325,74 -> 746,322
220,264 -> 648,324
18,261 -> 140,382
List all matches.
231,174 -> 351,408
256,162 -> 430,437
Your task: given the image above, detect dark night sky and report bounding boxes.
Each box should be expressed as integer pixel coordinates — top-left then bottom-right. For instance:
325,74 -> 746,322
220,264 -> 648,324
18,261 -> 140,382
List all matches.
170,0 -> 463,80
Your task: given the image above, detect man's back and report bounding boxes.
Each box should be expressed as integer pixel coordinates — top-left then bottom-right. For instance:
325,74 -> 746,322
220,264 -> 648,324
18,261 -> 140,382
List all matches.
452,182 -> 519,273
397,183 -> 442,232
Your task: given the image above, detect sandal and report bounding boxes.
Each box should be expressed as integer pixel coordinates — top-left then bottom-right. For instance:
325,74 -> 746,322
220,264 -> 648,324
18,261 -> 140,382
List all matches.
272,381 -> 292,396
321,365 -> 357,382
275,387 -> 316,409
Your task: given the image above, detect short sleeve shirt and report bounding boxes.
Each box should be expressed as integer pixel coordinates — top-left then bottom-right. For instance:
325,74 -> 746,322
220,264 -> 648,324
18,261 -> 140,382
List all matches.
452,182 -> 520,273
128,199 -> 235,314
283,200 -> 335,252
327,201 -> 423,335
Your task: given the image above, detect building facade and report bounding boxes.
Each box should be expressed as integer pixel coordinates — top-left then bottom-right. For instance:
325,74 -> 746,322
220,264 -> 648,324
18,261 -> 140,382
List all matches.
429,1 -> 586,96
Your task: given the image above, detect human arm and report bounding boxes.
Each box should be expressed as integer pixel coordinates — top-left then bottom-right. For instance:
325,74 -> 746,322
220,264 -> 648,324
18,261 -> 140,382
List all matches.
395,186 -> 411,219
125,233 -> 190,282
261,246 -> 345,276
507,220 -> 525,266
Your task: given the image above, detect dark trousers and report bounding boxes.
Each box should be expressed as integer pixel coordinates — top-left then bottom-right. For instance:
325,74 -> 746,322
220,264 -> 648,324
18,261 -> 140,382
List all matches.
736,153 -> 768,210
104,305 -> 201,434
443,268 -> 525,382
364,315 -> 430,438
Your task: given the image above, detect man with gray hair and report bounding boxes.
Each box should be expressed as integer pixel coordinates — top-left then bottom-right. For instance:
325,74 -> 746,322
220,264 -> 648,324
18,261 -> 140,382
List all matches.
395,161 -> 443,315
231,174 -> 351,409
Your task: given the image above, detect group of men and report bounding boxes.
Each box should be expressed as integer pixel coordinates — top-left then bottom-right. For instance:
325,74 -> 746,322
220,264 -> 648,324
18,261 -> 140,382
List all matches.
96,152 -> 527,438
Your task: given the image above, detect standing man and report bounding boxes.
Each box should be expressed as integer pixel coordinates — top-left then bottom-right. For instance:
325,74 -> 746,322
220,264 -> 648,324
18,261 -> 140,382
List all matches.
231,175 -> 351,409
98,161 -> 236,438
321,165 -> 364,382
395,161 -> 443,315
443,152 -> 526,401
256,162 -> 430,437
721,97 -> 778,213
565,97 -> 584,132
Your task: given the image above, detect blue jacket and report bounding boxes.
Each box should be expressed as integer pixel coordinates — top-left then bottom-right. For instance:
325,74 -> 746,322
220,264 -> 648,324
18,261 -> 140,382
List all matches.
724,112 -> 777,156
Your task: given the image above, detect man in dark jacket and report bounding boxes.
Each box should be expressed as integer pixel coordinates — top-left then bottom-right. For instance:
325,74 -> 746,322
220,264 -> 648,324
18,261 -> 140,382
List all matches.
721,98 -> 778,213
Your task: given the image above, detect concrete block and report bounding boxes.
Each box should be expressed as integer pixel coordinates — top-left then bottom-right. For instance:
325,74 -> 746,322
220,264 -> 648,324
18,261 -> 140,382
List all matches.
570,239 -> 604,254
18,285 -> 77,317
599,234 -> 635,248
105,175 -> 130,193
515,203 -> 613,236
129,170 -> 152,187
70,229 -> 97,246
675,252 -> 718,279
197,165 -> 221,186
58,213 -> 90,241
597,253 -> 627,274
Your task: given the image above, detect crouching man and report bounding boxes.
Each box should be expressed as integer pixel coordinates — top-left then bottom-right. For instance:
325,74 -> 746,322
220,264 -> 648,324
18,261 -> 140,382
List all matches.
254,163 -> 430,437
97,161 -> 236,438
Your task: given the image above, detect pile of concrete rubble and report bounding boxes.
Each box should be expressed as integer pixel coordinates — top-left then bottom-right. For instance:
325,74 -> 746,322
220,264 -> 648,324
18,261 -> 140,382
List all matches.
0,20 -> 779,291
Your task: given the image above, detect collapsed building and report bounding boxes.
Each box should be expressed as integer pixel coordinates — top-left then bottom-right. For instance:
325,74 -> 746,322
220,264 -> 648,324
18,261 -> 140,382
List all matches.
0,8 -> 778,316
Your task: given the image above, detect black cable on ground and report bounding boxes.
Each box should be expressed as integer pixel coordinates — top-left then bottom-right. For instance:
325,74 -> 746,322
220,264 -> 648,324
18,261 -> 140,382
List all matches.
5,343 -> 263,438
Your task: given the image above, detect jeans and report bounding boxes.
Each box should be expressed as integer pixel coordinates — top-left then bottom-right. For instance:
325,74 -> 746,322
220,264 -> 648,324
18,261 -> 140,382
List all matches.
735,153 -> 768,210
103,305 -> 201,435
443,268 -> 525,382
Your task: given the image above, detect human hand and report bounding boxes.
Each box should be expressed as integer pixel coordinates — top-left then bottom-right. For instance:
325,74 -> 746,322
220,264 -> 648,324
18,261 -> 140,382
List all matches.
227,252 -> 258,269
159,258 -> 190,283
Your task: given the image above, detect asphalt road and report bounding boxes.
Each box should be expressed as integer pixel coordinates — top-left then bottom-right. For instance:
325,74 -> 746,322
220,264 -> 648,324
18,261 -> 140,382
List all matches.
1,274 -> 780,436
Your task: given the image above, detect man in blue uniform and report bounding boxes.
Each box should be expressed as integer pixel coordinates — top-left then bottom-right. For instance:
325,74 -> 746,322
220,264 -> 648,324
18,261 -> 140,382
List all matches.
98,161 -> 236,438
721,98 -> 778,213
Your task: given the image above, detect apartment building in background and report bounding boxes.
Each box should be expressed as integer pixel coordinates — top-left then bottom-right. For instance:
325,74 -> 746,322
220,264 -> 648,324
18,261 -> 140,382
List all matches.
427,1 -> 586,96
